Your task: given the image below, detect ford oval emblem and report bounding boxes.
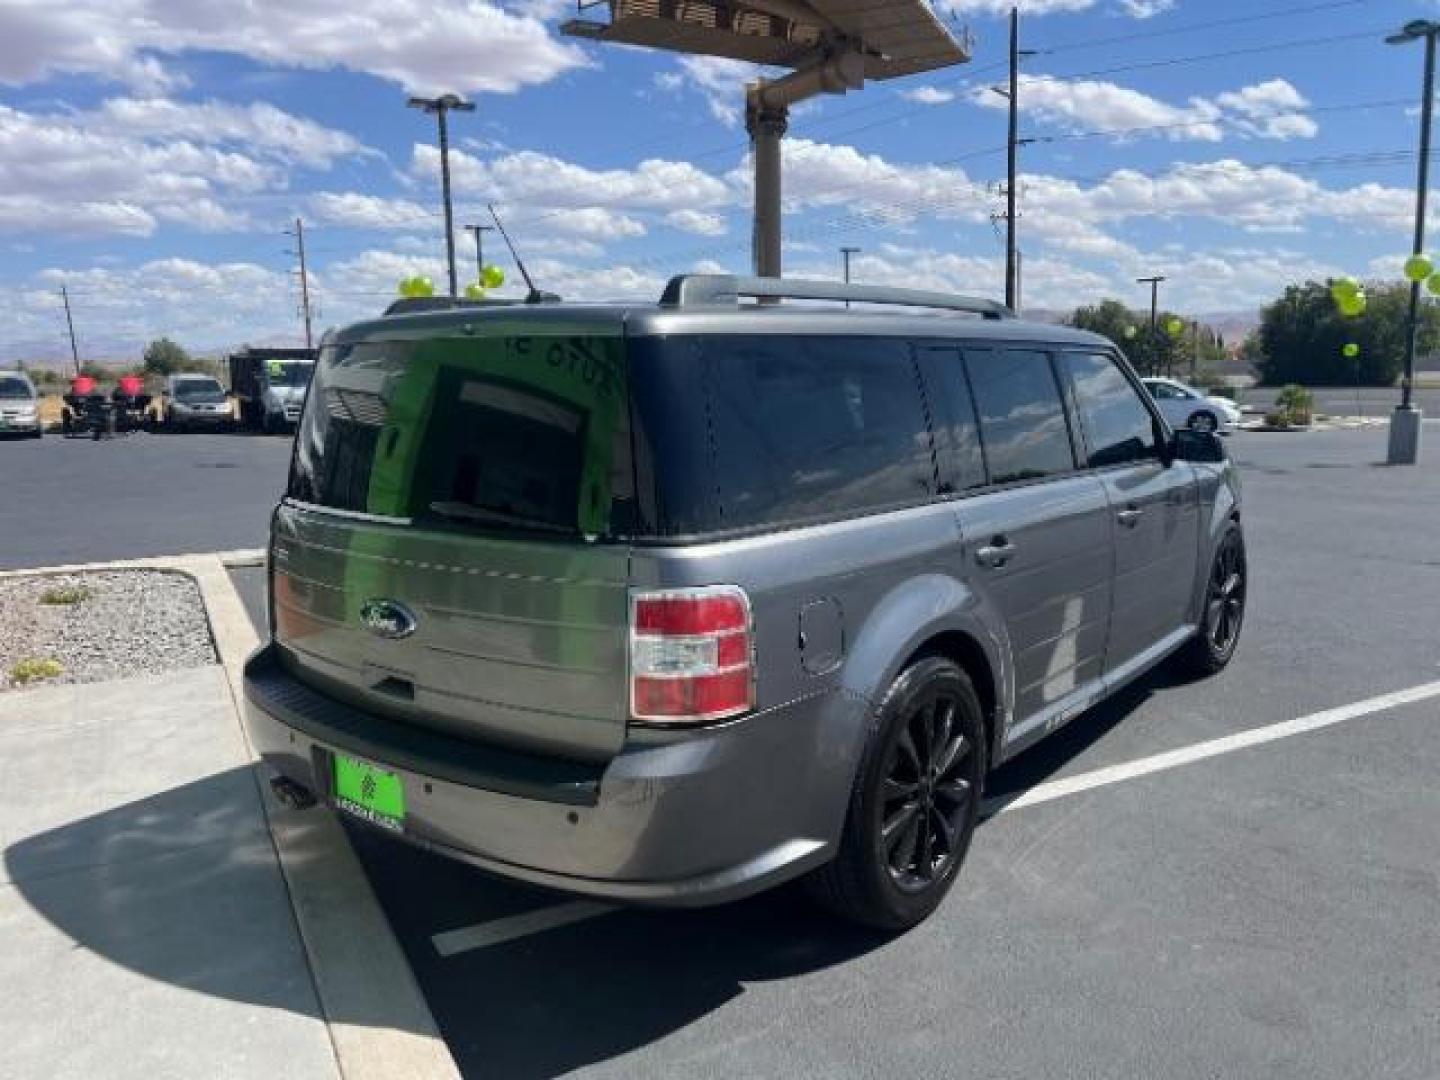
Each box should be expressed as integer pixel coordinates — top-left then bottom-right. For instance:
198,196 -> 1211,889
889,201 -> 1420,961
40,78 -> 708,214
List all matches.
360,599 -> 417,640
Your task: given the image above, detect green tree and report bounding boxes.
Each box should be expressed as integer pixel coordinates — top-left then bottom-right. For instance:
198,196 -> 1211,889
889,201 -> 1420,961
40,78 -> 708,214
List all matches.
1256,280 -> 1438,386
142,337 -> 192,377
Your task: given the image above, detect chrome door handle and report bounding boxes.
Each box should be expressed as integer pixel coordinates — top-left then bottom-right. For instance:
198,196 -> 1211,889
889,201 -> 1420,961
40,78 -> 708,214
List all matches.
976,539 -> 1017,568
1116,507 -> 1143,528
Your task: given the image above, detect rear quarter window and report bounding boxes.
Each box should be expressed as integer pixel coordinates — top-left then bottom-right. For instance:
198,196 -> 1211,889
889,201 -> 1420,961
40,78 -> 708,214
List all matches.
964,348 -> 1076,485
705,336 -> 935,531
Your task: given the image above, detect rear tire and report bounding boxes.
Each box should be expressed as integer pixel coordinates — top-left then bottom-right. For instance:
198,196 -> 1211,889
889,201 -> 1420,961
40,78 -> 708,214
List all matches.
1174,523 -> 1247,678
806,657 -> 986,931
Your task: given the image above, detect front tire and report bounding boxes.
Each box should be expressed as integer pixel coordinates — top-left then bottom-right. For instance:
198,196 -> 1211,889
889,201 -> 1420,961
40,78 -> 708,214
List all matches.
807,657 -> 987,931
1175,523 -> 1247,678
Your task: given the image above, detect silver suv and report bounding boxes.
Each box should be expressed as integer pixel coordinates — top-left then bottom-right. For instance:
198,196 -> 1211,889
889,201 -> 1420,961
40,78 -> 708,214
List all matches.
243,276 -> 1245,929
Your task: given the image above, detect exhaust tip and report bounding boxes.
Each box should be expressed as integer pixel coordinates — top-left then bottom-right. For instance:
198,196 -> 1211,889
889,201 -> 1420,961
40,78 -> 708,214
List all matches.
270,775 -> 318,810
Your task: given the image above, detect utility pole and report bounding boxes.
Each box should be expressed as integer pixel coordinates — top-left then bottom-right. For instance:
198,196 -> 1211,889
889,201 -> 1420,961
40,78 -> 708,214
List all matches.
408,93 -> 476,298
1385,18 -> 1438,465
1137,275 -> 1166,376
464,224 -> 494,284
60,285 -> 81,376
286,217 -> 315,350
840,246 -> 860,307
990,8 -> 1035,311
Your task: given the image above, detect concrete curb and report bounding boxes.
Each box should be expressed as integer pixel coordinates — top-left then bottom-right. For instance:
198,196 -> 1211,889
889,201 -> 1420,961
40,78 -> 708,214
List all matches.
1,554 -> 461,1080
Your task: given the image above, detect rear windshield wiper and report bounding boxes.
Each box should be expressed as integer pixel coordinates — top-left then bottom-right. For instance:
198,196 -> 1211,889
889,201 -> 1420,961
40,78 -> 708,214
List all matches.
427,501 -> 571,536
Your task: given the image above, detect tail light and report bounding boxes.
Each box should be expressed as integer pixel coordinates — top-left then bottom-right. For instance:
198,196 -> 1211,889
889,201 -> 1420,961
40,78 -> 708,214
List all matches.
630,586 -> 754,725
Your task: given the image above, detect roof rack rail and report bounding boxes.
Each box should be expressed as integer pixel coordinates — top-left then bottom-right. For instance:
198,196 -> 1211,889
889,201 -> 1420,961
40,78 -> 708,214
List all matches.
659,275 -> 1013,319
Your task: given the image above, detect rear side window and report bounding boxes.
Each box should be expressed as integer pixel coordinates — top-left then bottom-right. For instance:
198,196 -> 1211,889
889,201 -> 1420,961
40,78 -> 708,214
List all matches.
1064,352 -> 1160,468
964,349 -> 1075,485
289,334 -> 634,538
707,336 -> 935,531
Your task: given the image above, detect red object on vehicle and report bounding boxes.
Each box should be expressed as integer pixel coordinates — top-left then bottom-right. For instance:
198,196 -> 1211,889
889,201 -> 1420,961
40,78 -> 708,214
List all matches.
117,375 -> 143,397
72,375 -> 97,395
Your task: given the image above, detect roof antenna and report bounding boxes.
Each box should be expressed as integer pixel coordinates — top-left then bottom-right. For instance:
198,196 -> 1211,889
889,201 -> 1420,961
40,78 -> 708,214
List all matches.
488,204 -> 558,304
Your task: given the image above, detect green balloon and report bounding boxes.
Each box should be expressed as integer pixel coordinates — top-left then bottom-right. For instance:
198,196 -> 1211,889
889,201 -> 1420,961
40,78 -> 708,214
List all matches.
1338,291 -> 1366,317
411,276 -> 434,298
1123,326 -> 1137,340
1167,317 -> 1185,337
1342,343 -> 1360,358
464,282 -> 487,300
398,276 -> 416,297
1405,254 -> 1434,283
482,264 -> 506,289
1331,275 -> 1361,298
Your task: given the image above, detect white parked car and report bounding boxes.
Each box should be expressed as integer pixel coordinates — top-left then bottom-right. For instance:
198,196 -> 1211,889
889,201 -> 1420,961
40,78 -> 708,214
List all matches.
1142,378 -> 1242,434
162,373 -> 233,431
0,370 -> 42,438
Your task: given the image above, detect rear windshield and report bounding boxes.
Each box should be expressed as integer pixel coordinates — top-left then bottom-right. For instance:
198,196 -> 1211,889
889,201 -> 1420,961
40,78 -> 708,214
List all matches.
289,334 -> 634,539
267,361 -> 313,387
0,376 -> 33,399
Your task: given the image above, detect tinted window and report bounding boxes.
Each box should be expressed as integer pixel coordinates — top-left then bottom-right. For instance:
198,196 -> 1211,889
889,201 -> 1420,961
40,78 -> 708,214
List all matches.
1066,353 -> 1159,468
917,347 -> 986,495
964,349 -> 1075,485
708,337 -> 934,530
289,334 -> 633,538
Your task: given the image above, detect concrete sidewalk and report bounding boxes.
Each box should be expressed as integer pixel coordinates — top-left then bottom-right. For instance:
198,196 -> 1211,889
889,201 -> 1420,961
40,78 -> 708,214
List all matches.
0,552 -> 457,1080
0,666 -> 341,1080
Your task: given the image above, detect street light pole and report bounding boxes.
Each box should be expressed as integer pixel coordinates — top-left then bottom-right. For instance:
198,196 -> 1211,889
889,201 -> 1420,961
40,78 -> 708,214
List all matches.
840,246 -> 860,307
408,94 -> 476,298
1386,19 -> 1438,465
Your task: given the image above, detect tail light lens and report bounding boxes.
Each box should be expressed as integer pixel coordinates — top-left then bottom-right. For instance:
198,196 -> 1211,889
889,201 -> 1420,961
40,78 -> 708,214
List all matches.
630,586 -> 754,725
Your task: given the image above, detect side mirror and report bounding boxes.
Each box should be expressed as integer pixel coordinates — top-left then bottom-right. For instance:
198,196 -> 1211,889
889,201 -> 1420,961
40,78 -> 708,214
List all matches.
1173,428 -> 1226,464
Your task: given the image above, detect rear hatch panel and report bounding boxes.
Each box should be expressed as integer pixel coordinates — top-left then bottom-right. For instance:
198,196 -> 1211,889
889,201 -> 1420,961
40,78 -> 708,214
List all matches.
275,323 -> 633,763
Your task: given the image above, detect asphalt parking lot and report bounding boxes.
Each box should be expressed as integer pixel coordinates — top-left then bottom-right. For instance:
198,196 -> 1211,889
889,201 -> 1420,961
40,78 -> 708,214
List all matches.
216,428 -> 1440,1080
0,430 -> 293,569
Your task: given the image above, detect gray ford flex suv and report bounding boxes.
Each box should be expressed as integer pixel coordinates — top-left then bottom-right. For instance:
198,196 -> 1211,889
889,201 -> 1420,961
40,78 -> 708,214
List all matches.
242,275 -> 1245,930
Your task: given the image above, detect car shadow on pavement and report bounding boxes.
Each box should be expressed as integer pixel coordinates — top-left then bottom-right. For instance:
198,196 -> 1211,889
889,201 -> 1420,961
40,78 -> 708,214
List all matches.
6,767 -> 340,1029
344,668 -> 1176,1080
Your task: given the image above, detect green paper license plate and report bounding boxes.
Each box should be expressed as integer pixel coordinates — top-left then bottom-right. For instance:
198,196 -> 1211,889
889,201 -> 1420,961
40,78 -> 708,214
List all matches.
333,754 -> 405,832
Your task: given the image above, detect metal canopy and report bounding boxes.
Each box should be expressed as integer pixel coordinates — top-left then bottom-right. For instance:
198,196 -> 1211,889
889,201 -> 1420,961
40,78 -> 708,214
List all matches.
563,1 -> 969,280
564,0 -> 968,78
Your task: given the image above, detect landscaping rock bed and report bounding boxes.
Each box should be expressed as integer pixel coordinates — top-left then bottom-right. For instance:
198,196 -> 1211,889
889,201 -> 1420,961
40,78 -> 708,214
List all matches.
0,570 -> 216,691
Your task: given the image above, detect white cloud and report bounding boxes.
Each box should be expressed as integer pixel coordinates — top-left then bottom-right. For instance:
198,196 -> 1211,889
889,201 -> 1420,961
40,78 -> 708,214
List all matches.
0,2 -> 587,96
311,192 -> 434,230
662,56 -> 768,128
0,103 -> 285,237
8,258 -> 301,361
899,86 -> 957,106
665,209 -> 728,236
539,207 -> 648,240
1117,0 -> 1175,17
422,146 -> 732,212
94,98 -> 370,168
1214,79 -> 1318,140
729,139 -> 986,224
973,75 -> 1320,143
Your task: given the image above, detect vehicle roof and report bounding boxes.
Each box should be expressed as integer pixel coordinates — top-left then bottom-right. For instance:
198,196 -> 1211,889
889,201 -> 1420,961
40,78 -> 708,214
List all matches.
330,301 -> 1114,350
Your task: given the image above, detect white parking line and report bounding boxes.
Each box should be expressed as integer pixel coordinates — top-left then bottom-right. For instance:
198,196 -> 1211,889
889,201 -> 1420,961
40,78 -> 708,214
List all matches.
431,678 -> 1440,958
432,900 -> 615,957
986,678 -> 1440,818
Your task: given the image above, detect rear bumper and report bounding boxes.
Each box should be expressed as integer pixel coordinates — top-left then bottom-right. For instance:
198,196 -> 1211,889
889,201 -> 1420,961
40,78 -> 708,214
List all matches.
241,644 -> 856,905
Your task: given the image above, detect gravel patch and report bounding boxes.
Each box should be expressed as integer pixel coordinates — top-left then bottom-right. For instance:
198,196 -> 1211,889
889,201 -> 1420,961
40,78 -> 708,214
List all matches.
0,570 -> 217,691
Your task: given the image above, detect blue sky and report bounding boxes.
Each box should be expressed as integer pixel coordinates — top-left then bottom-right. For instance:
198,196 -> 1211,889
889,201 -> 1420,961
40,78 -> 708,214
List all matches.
0,0 -> 1431,360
